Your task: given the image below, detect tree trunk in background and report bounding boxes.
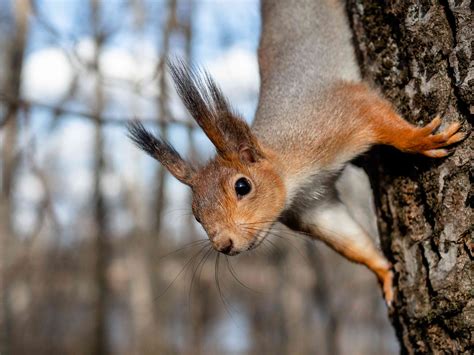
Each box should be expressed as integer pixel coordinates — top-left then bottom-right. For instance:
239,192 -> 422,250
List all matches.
346,1 -> 472,353
0,2 -> 29,354
90,1 -> 109,354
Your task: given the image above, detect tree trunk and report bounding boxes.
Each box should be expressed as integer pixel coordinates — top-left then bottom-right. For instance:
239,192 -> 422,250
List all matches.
90,1 -> 109,354
346,1 -> 472,353
0,2 -> 29,354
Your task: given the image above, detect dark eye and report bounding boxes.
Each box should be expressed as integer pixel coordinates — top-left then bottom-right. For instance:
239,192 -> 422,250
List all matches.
235,177 -> 252,198
194,215 -> 201,224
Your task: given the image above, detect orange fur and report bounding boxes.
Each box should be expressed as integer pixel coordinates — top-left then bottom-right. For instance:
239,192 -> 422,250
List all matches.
331,83 -> 466,157
191,151 -> 286,254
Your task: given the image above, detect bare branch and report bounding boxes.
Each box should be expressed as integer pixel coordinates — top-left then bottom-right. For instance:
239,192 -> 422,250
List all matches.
0,93 -> 194,128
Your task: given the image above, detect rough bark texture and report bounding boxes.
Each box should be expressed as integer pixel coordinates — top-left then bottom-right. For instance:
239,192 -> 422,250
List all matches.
346,1 -> 473,353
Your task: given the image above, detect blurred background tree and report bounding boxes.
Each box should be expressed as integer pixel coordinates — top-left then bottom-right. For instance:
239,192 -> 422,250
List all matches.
0,1 -> 397,354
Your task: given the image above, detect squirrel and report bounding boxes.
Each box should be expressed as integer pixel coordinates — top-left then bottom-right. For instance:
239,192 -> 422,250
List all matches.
128,0 -> 465,306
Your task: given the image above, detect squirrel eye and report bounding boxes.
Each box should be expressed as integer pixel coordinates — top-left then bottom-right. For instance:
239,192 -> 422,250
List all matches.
235,177 -> 252,198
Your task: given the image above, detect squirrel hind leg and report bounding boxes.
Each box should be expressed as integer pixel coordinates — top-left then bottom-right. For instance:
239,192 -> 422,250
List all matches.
294,198 -> 395,306
381,269 -> 394,307
369,260 -> 394,307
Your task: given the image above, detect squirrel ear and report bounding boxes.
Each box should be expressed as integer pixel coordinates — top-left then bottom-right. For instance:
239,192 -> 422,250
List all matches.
238,144 -> 260,163
168,59 -> 264,161
127,121 -> 195,186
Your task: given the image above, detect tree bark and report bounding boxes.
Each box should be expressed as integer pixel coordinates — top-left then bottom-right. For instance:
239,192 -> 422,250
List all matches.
346,1 -> 472,353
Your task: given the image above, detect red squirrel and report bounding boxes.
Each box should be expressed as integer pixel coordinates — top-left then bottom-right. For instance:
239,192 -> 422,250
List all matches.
128,0 -> 465,306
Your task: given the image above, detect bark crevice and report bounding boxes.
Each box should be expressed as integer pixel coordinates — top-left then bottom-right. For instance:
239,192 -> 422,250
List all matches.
347,1 -> 473,353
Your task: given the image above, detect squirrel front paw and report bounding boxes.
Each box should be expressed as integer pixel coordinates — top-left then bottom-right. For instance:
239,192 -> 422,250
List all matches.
409,116 -> 466,158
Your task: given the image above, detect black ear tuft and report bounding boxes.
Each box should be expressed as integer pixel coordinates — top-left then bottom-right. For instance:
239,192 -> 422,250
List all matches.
167,58 -> 231,118
167,58 -> 230,117
127,120 -> 178,160
167,59 -> 263,161
168,58 -> 229,154
127,120 -> 195,185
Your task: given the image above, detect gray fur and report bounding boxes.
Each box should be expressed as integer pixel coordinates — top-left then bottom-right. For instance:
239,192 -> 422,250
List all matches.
253,0 -> 360,156
254,1 -> 384,278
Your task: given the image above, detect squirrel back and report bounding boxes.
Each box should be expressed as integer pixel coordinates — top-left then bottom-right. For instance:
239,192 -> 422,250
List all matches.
253,0 -> 363,173
258,0 -> 359,88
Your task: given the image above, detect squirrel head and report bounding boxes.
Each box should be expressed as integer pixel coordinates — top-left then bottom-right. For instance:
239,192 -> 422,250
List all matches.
128,60 -> 286,255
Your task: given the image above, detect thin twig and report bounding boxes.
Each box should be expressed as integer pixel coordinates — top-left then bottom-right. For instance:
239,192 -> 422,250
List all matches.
0,93 -> 194,128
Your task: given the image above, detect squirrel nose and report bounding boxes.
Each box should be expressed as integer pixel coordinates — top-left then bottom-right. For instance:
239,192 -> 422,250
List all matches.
215,238 -> 233,255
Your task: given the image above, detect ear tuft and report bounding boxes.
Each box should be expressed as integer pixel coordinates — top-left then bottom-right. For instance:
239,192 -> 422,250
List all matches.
168,59 -> 228,155
168,59 -> 264,162
127,120 -> 166,157
127,120 -> 195,186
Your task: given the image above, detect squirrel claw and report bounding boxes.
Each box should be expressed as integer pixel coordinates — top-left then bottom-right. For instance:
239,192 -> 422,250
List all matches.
415,117 -> 466,157
420,116 -> 442,134
422,148 -> 450,158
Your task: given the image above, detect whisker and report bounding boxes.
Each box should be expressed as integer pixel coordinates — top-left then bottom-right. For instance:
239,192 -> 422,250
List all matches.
268,234 -> 312,265
255,240 -> 269,258
263,238 -> 280,254
225,255 -> 259,293
157,239 -> 208,262
242,219 -> 359,245
239,220 -> 276,227
188,246 -> 213,309
214,253 -> 239,321
197,247 -> 214,285
270,224 -> 374,259
244,222 -> 380,264
155,244 -> 209,301
241,226 -> 312,265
